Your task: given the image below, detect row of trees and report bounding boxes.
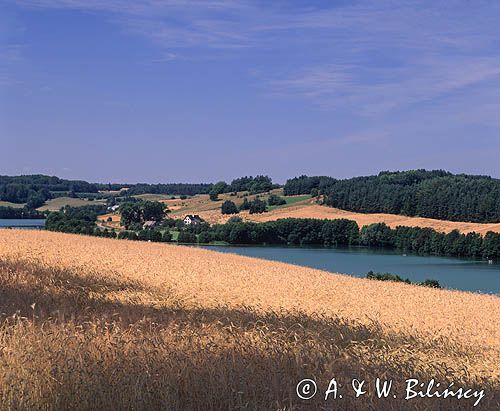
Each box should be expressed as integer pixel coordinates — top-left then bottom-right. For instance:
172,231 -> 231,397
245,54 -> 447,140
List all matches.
366,271 -> 441,288
125,183 -> 213,197
221,198 -> 267,215
283,175 -> 337,196
127,175 -> 277,199
196,219 -> 500,259
221,194 -> 286,215
0,206 -> 44,219
209,175 -> 276,200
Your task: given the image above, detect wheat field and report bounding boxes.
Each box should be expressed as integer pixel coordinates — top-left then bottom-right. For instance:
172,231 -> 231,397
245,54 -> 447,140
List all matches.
0,229 -> 499,410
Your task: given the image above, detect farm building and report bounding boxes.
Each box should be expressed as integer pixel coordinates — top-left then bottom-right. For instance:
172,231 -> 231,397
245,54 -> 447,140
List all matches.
142,221 -> 158,229
183,215 -> 203,225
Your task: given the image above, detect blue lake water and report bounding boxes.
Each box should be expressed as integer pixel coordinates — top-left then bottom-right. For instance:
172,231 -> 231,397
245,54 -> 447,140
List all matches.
198,245 -> 500,295
0,219 -> 46,228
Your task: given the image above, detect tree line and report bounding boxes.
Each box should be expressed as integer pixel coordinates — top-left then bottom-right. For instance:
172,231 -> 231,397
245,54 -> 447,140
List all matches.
283,175 -> 337,196
0,174 -> 278,210
284,170 -> 500,223
198,219 -> 500,259
0,206 -> 44,219
0,175 -> 122,207
366,271 -> 441,288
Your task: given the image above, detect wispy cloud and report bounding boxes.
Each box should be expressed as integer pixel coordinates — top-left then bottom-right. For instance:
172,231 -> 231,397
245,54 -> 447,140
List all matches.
271,57 -> 500,114
11,0 -> 256,49
7,0 -> 500,115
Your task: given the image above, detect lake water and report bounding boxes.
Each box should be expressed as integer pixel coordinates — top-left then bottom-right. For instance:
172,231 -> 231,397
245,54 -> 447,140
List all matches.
0,219 -> 46,229
198,245 -> 500,295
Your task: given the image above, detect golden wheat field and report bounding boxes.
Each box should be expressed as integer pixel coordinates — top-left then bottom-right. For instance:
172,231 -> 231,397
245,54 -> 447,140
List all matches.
1,229 -> 499,410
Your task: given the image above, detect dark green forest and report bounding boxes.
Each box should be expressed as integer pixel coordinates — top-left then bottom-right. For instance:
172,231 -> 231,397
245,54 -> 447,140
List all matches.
284,170 -> 500,223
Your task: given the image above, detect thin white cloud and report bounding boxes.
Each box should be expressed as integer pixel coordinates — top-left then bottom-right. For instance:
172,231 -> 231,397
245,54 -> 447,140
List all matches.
7,0 -> 500,115
271,56 -> 500,114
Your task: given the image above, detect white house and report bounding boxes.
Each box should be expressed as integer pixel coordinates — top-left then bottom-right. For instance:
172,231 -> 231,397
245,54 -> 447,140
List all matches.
183,215 -> 203,225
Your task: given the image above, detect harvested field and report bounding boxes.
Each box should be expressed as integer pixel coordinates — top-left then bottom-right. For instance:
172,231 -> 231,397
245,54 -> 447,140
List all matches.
0,230 -> 499,410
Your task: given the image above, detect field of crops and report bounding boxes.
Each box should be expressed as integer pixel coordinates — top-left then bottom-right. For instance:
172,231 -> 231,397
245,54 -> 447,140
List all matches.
0,230 -> 499,410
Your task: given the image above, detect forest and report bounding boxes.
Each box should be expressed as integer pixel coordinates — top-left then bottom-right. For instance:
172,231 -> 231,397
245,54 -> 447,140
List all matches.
284,170 -> 500,223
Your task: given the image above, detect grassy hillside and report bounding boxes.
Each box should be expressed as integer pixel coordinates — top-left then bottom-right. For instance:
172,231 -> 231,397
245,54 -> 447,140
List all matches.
0,230 -> 498,410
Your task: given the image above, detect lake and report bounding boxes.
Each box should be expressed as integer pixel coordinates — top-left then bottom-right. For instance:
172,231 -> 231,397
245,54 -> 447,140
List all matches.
198,245 -> 500,295
0,219 -> 46,229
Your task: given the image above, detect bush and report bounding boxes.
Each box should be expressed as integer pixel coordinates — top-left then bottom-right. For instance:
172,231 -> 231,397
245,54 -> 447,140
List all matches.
267,194 -> 286,206
366,271 -> 441,289
249,198 -> 267,214
419,279 -> 441,288
221,200 -> 239,215
366,271 -> 411,284
209,191 -> 219,201
239,198 -> 250,211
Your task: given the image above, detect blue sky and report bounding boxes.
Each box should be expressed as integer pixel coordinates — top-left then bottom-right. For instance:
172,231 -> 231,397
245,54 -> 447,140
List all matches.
2,0 -> 500,183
